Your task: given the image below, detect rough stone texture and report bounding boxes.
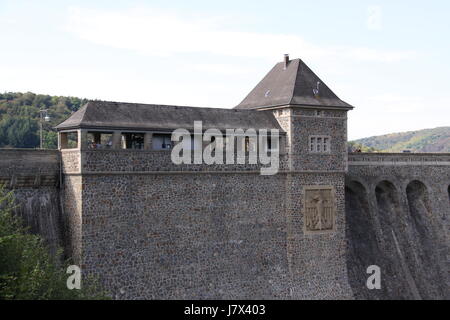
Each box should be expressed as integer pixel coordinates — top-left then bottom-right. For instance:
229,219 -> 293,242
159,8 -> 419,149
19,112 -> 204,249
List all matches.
284,172 -> 352,299
69,170 -> 353,300
11,188 -> 63,255
346,153 -> 450,299
61,150 -> 80,173
53,105 -> 353,300
0,149 -> 63,254
285,108 -> 348,172
1,115 -> 449,300
79,150 -> 290,173
61,175 -> 82,262
80,173 -> 290,299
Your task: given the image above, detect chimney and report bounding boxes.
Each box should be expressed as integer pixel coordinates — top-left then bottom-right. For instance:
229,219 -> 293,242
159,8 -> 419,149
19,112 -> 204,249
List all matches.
283,54 -> 289,70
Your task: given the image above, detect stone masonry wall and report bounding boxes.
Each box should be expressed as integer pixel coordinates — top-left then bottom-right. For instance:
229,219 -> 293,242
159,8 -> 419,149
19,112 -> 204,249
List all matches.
80,172 -> 290,299
69,102 -> 354,300
2,147 -> 448,300
289,108 -> 348,171
77,168 -> 351,299
346,153 -> 450,299
0,149 -> 63,254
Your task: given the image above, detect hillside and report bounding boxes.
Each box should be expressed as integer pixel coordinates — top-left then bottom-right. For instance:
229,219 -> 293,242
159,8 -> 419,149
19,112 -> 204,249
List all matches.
352,127 -> 450,153
0,92 -> 87,149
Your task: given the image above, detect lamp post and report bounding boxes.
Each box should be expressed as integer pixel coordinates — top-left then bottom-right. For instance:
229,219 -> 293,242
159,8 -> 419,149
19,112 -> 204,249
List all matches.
39,109 -> 50,149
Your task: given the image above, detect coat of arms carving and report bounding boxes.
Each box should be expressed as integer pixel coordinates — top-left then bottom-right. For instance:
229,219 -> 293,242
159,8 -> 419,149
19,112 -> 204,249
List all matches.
304,187 -> 335,233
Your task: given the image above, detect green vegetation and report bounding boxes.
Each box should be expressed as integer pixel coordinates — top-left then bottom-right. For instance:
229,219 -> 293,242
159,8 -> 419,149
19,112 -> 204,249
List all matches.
347,141 -> 380,153
0,92 -> 88,149
0,186 -> 108,299
351,127 -> 450,153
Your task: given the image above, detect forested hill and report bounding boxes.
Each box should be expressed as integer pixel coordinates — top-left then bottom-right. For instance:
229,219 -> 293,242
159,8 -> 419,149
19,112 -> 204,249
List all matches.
0,92 -> 88,149
352,127 -> 450,153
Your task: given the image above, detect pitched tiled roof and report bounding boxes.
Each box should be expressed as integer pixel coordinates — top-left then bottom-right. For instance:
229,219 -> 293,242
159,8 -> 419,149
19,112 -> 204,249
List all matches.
235,58 -> 353,110
55,101 -> 283,131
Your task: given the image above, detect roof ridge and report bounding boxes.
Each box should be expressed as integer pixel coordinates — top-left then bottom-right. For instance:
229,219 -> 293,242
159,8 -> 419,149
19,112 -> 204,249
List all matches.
89,100 -> 255,112
288,59 -> 301,106
55,101 -> 284,131
54,102 -> 90,129
78,102 -> 90,123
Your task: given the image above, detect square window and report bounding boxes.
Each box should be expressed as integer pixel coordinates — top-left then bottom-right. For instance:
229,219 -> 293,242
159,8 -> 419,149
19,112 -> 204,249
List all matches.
309,136 -> 331,153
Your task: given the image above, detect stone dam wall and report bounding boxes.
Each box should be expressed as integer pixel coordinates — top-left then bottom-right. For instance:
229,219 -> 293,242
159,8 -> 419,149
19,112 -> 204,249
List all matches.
62,149 -> 352,299
0,149 -> 449,299
346,153 -> 450,300
0,149 -> 63,254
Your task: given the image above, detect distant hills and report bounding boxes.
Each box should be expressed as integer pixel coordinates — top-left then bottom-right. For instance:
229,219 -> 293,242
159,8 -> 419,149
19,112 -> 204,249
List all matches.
351,127 -> 450,153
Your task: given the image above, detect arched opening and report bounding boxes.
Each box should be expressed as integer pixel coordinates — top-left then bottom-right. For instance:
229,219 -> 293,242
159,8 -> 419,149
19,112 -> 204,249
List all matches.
406,180 -> 446,298
375,180 -> 402,223
345,180 -> 384,299
406,181 -> 431,239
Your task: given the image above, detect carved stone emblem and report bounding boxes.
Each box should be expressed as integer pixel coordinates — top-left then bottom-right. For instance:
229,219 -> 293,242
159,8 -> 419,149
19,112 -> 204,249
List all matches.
304,187 -> 335,233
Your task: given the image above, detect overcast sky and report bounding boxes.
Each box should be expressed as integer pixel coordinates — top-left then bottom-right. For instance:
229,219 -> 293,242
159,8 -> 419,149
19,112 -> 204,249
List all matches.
0,0 -> 449,139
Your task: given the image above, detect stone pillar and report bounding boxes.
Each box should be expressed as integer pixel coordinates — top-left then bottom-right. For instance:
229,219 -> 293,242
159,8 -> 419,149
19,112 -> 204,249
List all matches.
78,129 -> 88,150
279,134 -> 287,155
144,132 -> 152,150
93,132 -> 101,145
112,131 -> 122,149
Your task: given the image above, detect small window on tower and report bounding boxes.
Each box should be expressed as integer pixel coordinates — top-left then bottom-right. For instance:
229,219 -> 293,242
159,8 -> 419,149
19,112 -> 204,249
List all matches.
244,136 -> 250,152
309,136 -> 331,153
323,138 -> 329,152
310,137 -> 316,152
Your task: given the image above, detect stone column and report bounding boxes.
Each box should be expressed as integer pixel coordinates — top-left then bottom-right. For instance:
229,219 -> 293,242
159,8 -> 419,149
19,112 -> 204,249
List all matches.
78,129 -> 88,150
144,132 -> 153,150
279,134 -> 287,155
93,132 -> 101,145
112,131 -> 122,149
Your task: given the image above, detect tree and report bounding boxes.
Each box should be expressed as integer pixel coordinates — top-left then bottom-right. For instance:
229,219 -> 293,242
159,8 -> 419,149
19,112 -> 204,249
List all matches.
0,116 -> 39,148
0,91 -> 88,149
42,131 -> 58,149
0,186 -> 109,299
